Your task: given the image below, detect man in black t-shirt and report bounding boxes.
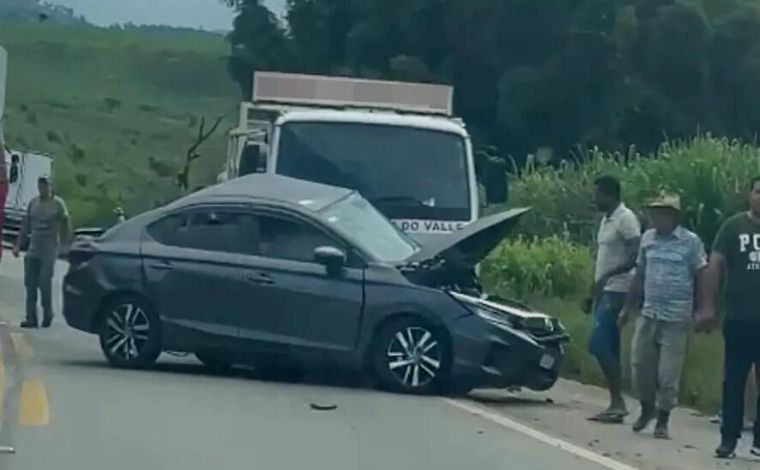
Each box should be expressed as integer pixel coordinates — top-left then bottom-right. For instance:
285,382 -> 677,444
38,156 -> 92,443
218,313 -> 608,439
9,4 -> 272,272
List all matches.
701,176 -> 760,459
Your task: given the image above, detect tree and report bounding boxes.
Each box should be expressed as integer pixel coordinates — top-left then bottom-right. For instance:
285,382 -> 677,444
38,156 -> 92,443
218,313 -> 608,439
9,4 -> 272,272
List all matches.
219,0 -> 760,162
177,116 -> 223,191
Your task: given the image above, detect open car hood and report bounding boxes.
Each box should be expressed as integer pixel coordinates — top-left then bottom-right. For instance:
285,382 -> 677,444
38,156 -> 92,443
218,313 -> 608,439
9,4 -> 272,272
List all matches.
405,207 -> 530,268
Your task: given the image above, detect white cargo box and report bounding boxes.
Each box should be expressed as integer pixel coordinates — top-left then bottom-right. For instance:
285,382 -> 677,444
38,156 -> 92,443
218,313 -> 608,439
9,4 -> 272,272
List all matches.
253,71 -> 453,116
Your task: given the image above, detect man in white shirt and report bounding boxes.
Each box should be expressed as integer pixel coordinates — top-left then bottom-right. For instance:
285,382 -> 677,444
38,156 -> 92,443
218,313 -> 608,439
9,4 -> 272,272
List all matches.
586,176 -> 641,423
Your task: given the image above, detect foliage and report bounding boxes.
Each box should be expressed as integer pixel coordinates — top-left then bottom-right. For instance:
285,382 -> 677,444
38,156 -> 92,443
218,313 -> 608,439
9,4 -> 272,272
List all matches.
0,23 -> 238,227
512,136 -> 760,246
481,236 -> 592,300
224,0 -> 760,162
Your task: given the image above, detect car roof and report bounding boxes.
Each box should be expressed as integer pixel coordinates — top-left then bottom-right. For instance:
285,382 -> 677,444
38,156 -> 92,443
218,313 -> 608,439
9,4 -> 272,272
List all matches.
170,174 -> 354,213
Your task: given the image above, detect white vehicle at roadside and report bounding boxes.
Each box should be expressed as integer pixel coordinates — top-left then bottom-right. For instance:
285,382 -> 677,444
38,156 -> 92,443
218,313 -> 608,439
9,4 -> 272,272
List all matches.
3,149 -> 53,241
220,71 -> 507,245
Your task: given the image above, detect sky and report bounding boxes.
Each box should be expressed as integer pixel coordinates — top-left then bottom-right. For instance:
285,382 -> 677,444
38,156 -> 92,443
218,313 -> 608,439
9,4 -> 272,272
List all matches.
50,0 -> 286,31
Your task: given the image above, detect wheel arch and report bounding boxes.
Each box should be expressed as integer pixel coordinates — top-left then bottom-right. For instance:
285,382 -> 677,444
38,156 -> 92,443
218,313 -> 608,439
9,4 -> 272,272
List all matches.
362,311 -> 453,371
91,290 -> 157,332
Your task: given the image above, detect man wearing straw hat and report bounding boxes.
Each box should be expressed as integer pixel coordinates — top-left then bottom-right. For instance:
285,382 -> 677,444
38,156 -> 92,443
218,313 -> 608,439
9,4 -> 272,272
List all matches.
619,192 -> 707,439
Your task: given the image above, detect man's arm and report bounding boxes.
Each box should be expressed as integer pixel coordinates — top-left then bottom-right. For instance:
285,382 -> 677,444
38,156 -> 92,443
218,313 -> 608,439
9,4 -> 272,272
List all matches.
618,267 -> 643,328
59,199 -> 72,248
696,251 -> 725,331
597,235 -> 641,282
14,202 -> 30,256
596,213 -> 642,290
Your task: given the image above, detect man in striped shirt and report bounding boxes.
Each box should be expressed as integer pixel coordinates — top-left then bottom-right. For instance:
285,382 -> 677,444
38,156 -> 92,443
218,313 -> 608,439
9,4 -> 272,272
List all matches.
619,192 -> 707,439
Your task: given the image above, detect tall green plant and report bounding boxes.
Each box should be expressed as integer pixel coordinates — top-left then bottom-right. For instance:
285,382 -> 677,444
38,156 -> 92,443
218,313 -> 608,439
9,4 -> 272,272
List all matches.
512,136 -> 760,246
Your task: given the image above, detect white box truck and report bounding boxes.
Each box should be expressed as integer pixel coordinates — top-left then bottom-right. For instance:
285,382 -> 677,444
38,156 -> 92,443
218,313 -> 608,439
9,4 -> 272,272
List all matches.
220,71 -> 506,245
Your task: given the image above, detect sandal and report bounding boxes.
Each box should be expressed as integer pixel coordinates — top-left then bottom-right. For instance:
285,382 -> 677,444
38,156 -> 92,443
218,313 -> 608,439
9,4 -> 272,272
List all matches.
588,410 -> 626,424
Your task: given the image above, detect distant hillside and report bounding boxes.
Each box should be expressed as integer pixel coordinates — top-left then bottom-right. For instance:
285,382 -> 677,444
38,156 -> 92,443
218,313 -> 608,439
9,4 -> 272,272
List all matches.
0,0 -> 85,24
0,23 -> 239,226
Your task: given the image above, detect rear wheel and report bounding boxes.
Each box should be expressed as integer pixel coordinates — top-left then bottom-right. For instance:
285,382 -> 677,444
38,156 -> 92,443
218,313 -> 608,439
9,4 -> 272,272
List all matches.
98,296 -> 162,369
372,317 -> 450,394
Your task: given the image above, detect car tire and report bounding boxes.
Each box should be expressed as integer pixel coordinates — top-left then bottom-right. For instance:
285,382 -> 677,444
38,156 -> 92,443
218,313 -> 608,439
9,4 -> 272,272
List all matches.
98,296 -> 162,369
195,352 -> 233,373
372,317 -> 450,394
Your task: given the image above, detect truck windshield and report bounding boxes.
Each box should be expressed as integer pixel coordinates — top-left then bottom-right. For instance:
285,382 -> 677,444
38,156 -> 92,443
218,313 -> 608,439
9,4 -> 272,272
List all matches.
276,121 -> 471,221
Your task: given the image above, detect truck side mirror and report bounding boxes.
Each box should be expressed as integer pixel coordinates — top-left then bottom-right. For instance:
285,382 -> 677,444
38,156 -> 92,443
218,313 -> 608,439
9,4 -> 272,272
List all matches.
239,143 -> 266,176
485,157 -> 508,205
9,155 -> 19,184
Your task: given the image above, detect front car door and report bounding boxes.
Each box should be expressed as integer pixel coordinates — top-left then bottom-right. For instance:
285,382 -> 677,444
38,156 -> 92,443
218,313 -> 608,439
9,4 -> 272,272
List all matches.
236,211 -> 365,358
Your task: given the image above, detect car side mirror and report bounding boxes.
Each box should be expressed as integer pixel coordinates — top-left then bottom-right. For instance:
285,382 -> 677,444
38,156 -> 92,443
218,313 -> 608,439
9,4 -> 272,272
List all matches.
314,246 -> 346,276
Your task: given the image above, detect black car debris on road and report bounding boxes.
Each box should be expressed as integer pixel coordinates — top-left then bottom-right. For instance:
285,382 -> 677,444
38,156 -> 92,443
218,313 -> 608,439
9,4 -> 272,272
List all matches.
63,174 -> 568,394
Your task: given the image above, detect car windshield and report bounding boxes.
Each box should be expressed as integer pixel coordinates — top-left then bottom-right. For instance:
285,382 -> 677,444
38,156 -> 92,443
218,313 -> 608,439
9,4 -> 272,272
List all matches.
276,121 -> 471,221
319,192 -> 419,263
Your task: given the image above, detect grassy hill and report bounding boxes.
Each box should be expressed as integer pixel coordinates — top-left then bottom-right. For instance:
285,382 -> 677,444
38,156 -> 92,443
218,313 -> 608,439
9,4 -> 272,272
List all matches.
0,22 -> 239,227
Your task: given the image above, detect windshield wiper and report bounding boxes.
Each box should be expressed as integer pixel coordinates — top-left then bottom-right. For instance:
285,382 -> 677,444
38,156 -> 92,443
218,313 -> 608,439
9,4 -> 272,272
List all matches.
371,196 -> 431,207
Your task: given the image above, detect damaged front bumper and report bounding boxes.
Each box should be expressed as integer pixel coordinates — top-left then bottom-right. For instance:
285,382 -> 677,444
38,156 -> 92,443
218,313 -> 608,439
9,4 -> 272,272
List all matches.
448,293 -> 569,391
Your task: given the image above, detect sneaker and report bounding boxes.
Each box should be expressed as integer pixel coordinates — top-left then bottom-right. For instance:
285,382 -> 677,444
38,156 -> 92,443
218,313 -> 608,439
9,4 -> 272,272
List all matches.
632,404 -> 655,432
653,411 -> 670,439
751,446 -> 760,459
715,440 -> 737,459
41,316 -> 53,328
20,320 -> 38,329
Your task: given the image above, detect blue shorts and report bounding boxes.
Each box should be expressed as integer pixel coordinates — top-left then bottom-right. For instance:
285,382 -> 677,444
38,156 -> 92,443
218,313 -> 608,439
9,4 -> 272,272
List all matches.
588,291 -> 626,365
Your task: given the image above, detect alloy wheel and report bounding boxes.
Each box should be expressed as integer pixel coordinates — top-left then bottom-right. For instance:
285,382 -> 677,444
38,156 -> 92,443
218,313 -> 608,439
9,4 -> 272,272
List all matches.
104,303 -> 151,361
386,326 -> 442,388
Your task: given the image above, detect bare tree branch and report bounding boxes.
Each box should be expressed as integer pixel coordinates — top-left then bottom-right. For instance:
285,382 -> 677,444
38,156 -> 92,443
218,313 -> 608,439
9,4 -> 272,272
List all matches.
177,115 -> 224,191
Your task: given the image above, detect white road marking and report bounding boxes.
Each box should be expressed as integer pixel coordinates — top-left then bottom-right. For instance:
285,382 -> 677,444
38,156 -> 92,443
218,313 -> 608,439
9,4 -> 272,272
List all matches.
443,398 -> 639,470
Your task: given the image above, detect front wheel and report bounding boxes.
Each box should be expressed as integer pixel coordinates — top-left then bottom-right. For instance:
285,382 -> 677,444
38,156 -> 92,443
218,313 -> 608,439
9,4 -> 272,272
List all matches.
98,296 -> 162,369
372,317 -> 450,394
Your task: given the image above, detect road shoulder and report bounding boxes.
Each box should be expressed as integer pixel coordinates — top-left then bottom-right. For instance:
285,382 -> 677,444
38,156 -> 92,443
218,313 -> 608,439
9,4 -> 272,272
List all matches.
463,379 -> 759,470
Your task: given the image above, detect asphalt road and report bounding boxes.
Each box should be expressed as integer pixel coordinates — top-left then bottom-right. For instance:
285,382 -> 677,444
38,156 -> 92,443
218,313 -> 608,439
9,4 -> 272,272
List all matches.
0,255 -> 618,470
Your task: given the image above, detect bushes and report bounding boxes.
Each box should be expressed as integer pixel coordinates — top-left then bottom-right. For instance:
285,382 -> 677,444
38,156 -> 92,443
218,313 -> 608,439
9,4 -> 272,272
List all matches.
511,136 -> 760,246
482,236 -> 592,299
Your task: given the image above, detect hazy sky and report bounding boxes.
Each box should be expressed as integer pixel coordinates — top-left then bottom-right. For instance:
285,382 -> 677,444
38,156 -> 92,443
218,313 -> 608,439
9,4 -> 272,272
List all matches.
50,0 -> 286,30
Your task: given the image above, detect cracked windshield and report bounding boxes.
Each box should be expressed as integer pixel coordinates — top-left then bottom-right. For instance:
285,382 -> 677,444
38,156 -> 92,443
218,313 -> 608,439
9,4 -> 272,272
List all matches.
0,0 -> 759,469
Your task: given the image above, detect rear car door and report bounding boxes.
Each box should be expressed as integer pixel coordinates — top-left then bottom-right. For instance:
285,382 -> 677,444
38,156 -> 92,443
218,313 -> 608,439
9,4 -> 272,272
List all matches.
237,211 -> 365,356
141,206 -> 259,353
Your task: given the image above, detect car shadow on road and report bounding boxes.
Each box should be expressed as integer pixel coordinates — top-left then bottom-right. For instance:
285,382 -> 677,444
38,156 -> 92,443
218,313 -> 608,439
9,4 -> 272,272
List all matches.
55,356 -> 378,392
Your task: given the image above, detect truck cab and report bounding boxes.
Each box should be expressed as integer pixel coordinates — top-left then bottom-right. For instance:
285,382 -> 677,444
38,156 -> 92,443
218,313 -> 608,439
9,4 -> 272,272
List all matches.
221,72 -> 506,244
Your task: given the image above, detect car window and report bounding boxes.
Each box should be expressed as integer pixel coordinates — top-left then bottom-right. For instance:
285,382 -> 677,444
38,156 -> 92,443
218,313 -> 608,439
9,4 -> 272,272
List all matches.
147,209 -> 259,255
257,214 -> 347,264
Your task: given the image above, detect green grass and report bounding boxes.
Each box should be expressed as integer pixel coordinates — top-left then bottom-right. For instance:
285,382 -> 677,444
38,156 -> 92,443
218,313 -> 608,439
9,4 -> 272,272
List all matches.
1,22 -> 240,227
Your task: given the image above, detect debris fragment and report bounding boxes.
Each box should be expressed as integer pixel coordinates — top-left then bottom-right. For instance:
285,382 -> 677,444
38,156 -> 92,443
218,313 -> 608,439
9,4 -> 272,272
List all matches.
310,403 -> 338,411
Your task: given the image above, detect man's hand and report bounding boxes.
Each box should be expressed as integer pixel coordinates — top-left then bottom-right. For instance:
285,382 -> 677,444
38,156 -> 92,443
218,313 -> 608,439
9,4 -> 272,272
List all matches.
694,309 -> 718,333
617,308 -> 631,330
12,245 -> 19,258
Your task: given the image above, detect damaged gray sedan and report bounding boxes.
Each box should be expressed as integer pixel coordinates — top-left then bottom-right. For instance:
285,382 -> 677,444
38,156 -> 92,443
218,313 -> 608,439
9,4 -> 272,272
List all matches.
63,174 -> 568,394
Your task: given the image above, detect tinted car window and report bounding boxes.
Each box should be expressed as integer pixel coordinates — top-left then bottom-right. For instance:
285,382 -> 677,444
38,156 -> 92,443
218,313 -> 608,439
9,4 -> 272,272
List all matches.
147,209 -> 259,255
257,214 -> 341,263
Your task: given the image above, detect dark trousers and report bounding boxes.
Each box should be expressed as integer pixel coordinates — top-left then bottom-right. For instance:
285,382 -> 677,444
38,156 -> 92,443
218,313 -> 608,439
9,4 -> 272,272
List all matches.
721,321 -> 760,443
24,255 -> 55,323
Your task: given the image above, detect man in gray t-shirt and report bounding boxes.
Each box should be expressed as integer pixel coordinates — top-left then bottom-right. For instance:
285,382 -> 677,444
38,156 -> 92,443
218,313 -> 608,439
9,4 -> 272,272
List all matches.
13,176 -> 71,328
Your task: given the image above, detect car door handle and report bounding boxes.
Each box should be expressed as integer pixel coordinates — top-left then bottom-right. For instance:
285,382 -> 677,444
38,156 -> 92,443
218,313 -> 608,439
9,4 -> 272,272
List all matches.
244,273 -> 274,286
150,261 -> 174,271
